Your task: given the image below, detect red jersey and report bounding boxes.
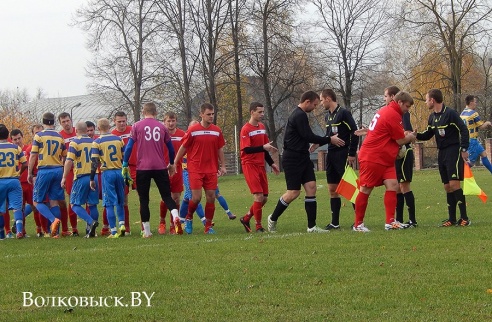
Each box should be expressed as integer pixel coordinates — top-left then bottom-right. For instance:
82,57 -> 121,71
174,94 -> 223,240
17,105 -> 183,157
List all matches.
112,126 -> 138,165
181,123 -> 225,174
19,144 -> 30,183
358,101 -> 405,166
59,128 -> 77,150
164,128 -> 186,171
240,122 -> 269,166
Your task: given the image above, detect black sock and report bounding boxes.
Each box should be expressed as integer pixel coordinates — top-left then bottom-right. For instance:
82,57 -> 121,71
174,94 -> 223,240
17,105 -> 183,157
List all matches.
270,197 -> 289,221
447,192 -> 457,222
453,188 -> 468,220
396,193 -> 404,223
404,191 -> 416,223
305,196 -> 317,228
330,198 -> 341,226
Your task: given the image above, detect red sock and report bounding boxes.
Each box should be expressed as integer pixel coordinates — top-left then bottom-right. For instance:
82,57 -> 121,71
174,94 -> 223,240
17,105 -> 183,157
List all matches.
205,202 -> 215,224
102,208 -> 108,227
33,210 -> 42,233
68,204 -> 78,231
252,201 -> 263,229
159,201 -> 167,222
124,205 -> 130,232
22,216 -> 27,234
60,203 -> 69,232
4,211 -> 11,233
40,215 -> 49,233
354,192 -> 369,226
187,200 -> 198,220
384,190 -> 397,224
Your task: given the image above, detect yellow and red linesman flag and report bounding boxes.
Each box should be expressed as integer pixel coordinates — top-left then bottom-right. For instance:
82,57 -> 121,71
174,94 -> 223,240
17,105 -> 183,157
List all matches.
335,165 -> 359,203
463,163 -> 487,203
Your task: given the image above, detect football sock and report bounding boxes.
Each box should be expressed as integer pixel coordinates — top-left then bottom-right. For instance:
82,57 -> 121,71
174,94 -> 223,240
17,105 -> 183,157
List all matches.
102,207 -> 108,228
3,212 -> 10,233
205,202 -> 215,224
116,205 -> 125,223
384,191 -> 397,224
481,157 -> 492,173
395,193 -> 404,223
453,188 -> 468,220
404,191 -> 416,223
142,222 -> 151,236
160,201 -> 167,222
271,197 -> 289,221
24,204 -> 33,217
354,192 -> 369,226
14,209 -> 23,235
196,203 -> 205,220
180,199 -> 189,221
72,205 -> 93,225
89,205 -> 99,222
217,195 -> 231,214
446,192 -> 457,222
170,209 -> 179,221
186,200 -> 198,220
252,201 -> 263,228
68,204 -> 78,230
106,207 -> 116,230
35,203 -> 56,222
305,196 -> 317,229
60,203 -> 69,232
330,197 -> 341,226
124,205 -> 130,231
0,216 -> 4,239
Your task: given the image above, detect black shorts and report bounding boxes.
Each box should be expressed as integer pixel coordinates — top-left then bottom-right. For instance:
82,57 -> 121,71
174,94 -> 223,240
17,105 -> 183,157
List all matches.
282,150 -> 316,190
395,146 -> 414,183
325,149 -> 349,184
438,145 -> 464,184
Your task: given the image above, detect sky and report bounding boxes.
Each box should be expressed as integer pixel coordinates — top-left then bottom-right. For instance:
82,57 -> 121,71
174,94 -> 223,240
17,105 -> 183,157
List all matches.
0,0 -> 89,98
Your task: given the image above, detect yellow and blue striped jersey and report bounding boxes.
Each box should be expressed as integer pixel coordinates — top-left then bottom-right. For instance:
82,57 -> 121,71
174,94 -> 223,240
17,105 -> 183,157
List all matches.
460,108 -> 484,139
67,135 -> 94,179
0,142 -> 27,178
91,134 -> 124,171
31,129 -> 67,168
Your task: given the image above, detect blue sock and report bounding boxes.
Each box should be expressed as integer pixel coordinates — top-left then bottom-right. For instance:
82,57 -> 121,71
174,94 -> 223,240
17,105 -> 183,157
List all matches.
195,203 -> 205,220
89,205 -> 99,222
217,195 -> 230,213
35,203 -> 56,222
14,209 -> 24,235
180,199 -> 189,220
50,206 -> 61,219
116,205 -> 125,223
24,204 -> 32,217
106,207 -> 116,230
0,216 -> 4,239
72,205 -> 93,225
481,157 -> 492,174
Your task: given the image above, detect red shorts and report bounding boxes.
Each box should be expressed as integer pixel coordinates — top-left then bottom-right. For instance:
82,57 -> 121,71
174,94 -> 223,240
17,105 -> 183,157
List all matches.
359,160 -> 396,188
170,169 -> 184,193
189,172 -> 217,191
242,163 -> 268,195
21,182 -> 33,205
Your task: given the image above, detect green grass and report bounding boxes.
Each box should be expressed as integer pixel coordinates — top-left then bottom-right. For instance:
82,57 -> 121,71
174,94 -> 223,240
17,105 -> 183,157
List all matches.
2,169 -> 492,321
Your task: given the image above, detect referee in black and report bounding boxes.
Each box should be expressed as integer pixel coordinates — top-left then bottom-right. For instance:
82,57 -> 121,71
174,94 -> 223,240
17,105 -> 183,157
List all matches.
416,88 -> 470,227
267,91 -> 345,233
310,89 -> 358,230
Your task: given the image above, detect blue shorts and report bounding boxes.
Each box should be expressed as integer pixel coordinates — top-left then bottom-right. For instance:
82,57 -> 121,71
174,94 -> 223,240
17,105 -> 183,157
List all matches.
101,169 -> 125,207
33,168 -> 65,202
0,178 -> 23,212
70,175 -> 99,206
468,138 -> 484,164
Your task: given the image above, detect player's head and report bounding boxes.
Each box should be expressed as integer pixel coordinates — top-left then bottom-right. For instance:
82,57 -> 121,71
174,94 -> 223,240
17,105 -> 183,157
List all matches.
32,124 -> 43,134
58,112 -> 72,132
42,112 -> 55,126
465,95 -> 477,109
85,121 -> 96,138
164,111 -> 177,131
0,126 -> 9,140
426,89 -> 443,109
384,86 -> 400,105
10,129 -> 23,146
189,120 -> 199,128
97,118 -> 111,132
75,121 -> 88,136
299,91 -> 320,113
249,102 -> 265,122
394,91 -> 414,114
199,103 -> 215,125
320,89 -> 337,110
142,102 -> 158,116
114,111 -> 128,131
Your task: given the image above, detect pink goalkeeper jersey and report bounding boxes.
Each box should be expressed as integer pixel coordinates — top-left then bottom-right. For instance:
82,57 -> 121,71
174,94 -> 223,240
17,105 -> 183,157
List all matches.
130,118 -> 172,170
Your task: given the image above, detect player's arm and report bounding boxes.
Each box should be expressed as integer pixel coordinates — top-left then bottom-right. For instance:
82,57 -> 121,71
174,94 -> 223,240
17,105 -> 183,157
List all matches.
123,137 -> 135,165
415,115 -> 435,141
296,114 -> 343,147
165,139 -> 176,176
218,146 -> 227,176
174,145 -> 187,166
455,111 -> 470,158
19,161 -> 27,175
61,158 -> 74,189
345,110 -> 359,157
27,152 -> 38,185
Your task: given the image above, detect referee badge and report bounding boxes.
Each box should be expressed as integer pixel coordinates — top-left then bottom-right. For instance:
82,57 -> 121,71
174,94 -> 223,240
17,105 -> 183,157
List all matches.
438,128 -> 445,137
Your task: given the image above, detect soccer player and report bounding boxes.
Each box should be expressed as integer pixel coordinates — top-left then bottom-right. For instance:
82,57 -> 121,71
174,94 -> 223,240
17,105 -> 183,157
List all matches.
159,111 -> 186,234
460,95 -> 492,173
28,112 -> 67,238
109,111 -> 136,235
267,91 -> 344,233
417,89 -> 471,227
61,122 -> 99,238
86,121 -> 97,139
353,91 -> 416,232
0,126 -> 27,239
239,102 -> 280,233
122,102 -> 180,238
383,86 -> 418,228
91,118 -> 126,238
310,89 -> 358,230
58,112 -> 78,236
174,103 -> 227,234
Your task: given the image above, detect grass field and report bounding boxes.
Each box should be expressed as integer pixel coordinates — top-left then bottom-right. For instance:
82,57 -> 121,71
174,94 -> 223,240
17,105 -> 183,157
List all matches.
2,168 -> 492,321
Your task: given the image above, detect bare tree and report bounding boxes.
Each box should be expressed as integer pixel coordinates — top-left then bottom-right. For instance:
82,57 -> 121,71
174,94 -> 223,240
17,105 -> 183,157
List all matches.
401,0 -> 492,111
312,0 -> 390,111
76,0 -> 165,122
